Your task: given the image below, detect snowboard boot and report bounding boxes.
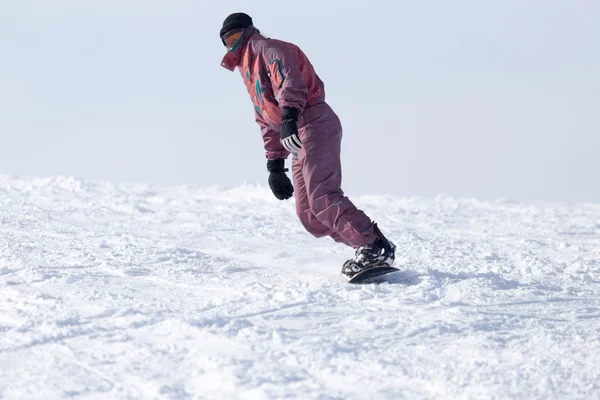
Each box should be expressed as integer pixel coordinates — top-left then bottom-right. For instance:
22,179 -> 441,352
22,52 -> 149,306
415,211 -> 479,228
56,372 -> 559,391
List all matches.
341,223 -> 396,279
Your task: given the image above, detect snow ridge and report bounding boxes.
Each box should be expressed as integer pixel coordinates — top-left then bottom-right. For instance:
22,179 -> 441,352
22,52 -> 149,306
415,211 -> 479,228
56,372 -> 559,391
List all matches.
1,175 -> 599,399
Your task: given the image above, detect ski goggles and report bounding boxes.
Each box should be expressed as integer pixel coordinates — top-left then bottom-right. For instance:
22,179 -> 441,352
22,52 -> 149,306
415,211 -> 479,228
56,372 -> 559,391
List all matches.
222,29 -> 244,51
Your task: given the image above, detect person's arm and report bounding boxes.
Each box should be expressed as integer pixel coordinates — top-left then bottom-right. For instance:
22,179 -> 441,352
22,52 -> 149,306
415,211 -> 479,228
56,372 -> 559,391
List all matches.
255,108 -> 294,200
261,44 -> 306,153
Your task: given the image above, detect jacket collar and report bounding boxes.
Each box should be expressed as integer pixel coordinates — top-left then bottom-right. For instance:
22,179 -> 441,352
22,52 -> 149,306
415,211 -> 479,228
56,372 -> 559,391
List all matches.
220,26 -> 259,72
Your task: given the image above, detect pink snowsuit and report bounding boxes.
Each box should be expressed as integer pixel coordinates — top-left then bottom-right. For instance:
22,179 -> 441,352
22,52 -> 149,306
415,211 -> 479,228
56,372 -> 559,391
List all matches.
221,27 -> 377,248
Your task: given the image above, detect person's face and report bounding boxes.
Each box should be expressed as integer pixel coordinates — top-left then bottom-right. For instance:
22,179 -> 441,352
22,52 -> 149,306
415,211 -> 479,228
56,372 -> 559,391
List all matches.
223,30 -> 244,51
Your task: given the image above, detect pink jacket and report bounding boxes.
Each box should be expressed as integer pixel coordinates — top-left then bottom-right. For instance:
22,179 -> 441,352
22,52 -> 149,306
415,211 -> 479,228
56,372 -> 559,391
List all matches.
221,27 -> 326,160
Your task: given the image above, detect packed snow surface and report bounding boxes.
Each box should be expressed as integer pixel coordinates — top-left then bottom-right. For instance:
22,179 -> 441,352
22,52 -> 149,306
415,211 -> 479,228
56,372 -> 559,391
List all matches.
1,175 -> 600,399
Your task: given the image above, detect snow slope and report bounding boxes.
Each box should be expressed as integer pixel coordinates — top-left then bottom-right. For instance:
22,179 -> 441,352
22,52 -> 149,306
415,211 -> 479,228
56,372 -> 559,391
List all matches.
1,175 -> 599,399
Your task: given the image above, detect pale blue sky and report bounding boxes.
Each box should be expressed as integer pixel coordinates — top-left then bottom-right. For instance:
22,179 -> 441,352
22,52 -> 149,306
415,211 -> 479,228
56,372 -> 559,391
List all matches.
1,0 -> 598,202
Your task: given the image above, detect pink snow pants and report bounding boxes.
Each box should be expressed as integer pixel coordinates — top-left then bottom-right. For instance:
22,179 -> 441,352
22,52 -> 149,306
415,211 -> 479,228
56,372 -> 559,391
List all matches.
292,102 -> 377,248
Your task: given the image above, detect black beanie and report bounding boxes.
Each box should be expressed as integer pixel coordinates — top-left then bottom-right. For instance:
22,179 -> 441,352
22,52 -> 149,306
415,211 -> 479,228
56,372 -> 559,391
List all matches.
220,13 -> 253,44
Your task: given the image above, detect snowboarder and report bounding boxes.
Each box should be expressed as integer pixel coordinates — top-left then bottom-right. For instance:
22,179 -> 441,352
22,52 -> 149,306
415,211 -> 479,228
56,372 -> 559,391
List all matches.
219,13 -> 396,279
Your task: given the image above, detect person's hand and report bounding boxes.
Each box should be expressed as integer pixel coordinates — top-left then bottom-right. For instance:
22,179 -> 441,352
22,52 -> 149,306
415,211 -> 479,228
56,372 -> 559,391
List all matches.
268,171 -> 294,200
280,107 -> 302,153
267,159 -> 294,200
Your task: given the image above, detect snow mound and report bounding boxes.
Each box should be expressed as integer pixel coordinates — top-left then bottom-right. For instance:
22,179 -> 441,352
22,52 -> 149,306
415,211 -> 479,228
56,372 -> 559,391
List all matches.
1,175 -> 599,399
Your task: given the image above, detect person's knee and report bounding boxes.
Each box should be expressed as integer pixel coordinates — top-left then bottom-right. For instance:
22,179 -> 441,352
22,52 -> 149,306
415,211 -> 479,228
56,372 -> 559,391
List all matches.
297,209 -> 331,238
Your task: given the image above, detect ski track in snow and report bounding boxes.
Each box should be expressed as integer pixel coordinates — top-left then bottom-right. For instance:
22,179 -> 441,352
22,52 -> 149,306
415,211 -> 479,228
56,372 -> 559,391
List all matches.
1,175 -> 599,399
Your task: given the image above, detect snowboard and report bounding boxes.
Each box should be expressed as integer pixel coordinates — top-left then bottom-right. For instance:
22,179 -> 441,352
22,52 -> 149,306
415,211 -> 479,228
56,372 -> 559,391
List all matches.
346,264 -> 400,284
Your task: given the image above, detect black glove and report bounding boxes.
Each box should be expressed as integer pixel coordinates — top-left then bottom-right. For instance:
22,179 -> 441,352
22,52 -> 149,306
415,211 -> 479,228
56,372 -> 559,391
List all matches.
267,159 -> 294,200
280,107 -> 302,153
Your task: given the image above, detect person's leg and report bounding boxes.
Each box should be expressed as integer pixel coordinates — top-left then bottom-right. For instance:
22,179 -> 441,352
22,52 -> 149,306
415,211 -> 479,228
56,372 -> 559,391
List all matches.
292,156 -> 347,245
297,105 -> 378,248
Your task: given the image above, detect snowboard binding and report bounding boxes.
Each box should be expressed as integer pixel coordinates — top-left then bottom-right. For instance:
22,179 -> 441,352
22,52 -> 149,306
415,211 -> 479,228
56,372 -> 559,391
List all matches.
342,223 -> 397,283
